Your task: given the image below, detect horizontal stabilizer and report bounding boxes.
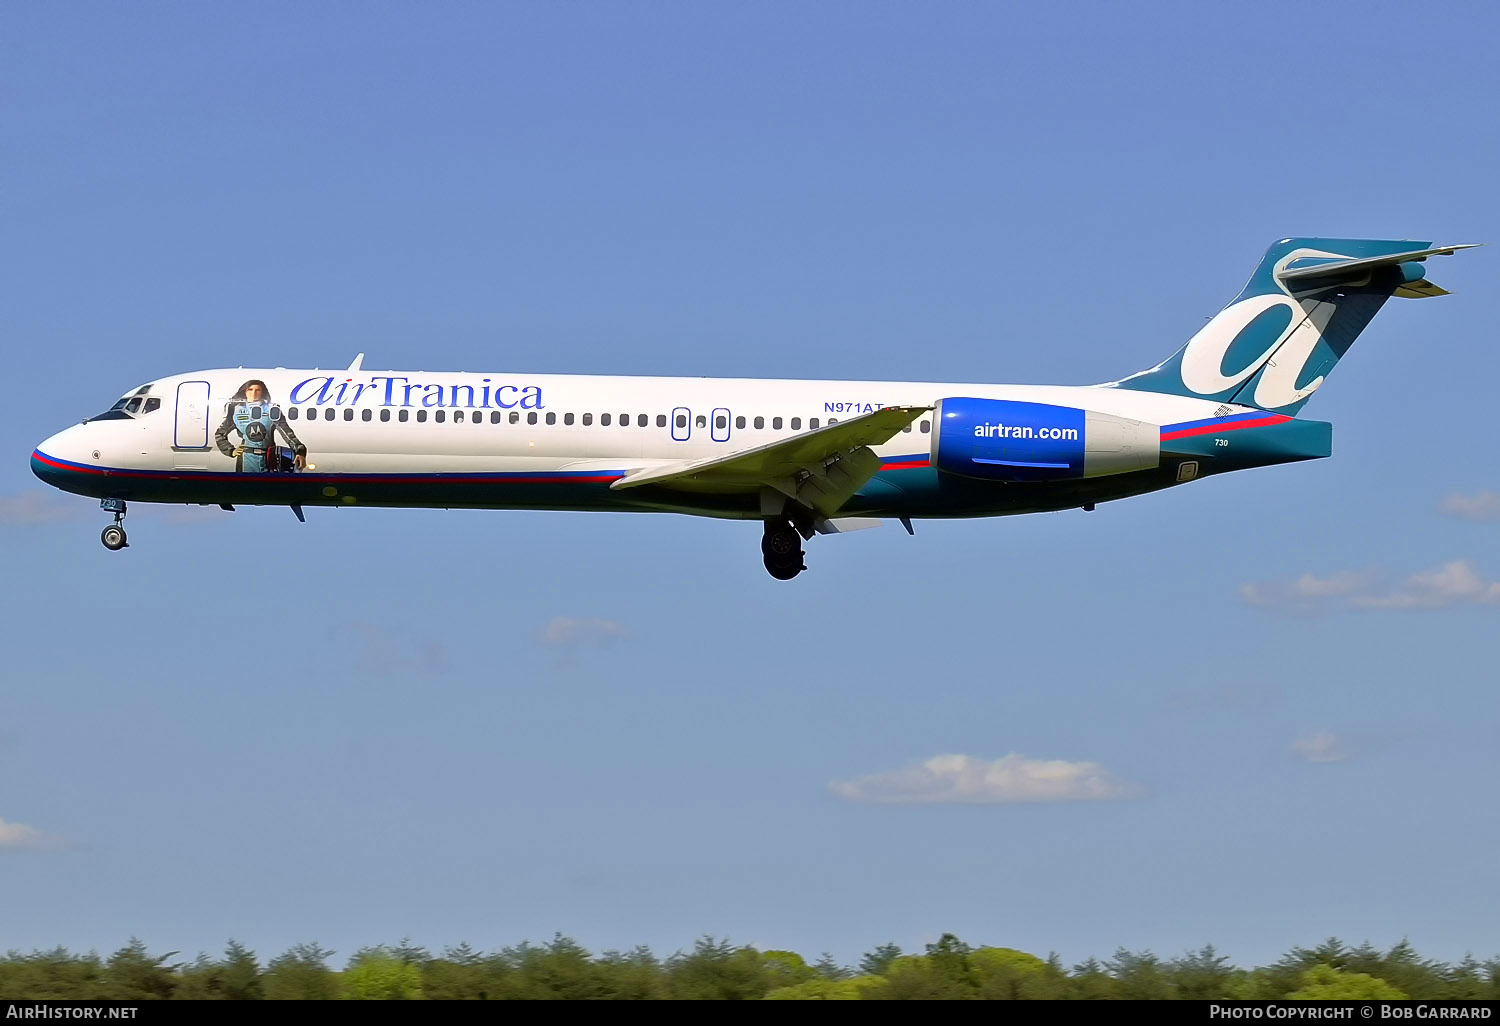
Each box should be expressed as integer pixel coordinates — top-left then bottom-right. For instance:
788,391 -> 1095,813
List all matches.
1394,279 -> 1450,299
1277,243 -> 1479,286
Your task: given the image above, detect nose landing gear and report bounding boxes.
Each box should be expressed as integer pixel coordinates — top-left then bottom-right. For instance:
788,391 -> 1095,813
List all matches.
762,519 -> 806,580
99,498 -> 128,551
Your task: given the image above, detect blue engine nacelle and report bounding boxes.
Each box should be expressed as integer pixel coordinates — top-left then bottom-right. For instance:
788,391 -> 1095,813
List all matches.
931,397 -> 1160,482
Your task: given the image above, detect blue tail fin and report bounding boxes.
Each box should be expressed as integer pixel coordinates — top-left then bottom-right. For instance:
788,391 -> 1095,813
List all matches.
1111,237 -> 1472,416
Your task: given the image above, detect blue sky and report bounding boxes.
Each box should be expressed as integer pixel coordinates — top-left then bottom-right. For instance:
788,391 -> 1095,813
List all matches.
2,2 -> 1496,971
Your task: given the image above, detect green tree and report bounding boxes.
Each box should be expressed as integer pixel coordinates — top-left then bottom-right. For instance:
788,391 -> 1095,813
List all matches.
970,947 -> 1069,999
764,977 -> 870,999
592,946 -> 668,1000
1369,939 -> 1446,998
504,934 -> 611,999
1285,964 -> 1407,1000
1104,947 -> 1173,999
1069,957 -> 1121,999
858,943 -> 902,976
421,946 -> 509,1001
1447,955 -> 1500,1000
1169,944 -> 1237,1000
866,949 -> 977,1001
0,948 -> 106,1000
264,942 -> 340,1000
812,953 -> 851,980
345,948 -> 424,1000
173,940 -> 263,1000
667,937 -> 774,1000
102,939 -> 179,1000
759,950 -> 818,991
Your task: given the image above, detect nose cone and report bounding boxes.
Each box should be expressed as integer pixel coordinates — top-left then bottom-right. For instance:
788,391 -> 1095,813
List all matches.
32,425 -> 101,496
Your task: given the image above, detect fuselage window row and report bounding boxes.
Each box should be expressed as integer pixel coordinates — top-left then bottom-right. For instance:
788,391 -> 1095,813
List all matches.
273,406 -> 928,433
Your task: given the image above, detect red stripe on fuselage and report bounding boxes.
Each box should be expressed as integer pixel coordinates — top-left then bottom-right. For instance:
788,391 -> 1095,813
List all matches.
1159,414 -> 1290,442
32,451 -> 112,475
31,451 -> 624,485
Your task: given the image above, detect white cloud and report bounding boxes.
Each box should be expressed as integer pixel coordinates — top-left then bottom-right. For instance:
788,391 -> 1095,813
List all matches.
1242,561 -> 1500,612
541,616 -> 627,647
0,818 -> 46,850
1441,491 -> 1500,522
1239,570 -> 1377,610
0,491 -> 84,526
830,753 -> 1137,804
1353,560 -> 1500,610
1291,730 -> 1351,764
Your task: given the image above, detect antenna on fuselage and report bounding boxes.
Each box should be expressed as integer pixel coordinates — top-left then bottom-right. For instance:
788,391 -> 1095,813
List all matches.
347,353 -> 365,372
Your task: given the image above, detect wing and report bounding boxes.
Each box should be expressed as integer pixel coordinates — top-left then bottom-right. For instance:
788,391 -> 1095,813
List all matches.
610,405 -> 931,516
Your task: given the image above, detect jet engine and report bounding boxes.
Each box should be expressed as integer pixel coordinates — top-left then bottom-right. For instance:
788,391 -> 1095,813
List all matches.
931,397 -> 1159,481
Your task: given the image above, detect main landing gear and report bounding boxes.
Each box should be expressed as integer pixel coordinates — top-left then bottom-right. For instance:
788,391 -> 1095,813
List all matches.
762,518 -> 806,580
99,498 -> 128,551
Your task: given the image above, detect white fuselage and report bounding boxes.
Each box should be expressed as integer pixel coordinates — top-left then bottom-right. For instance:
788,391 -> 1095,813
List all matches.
40,366 -> 1230,485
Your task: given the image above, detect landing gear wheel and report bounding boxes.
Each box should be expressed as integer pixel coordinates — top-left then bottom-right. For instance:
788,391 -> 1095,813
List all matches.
763,554 -> 804,580
762,522 -> 800,558
761,519 -> 805,579
101,525 -> 128,551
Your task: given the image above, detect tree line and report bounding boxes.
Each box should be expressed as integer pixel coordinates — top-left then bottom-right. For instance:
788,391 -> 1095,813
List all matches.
2,934 -> 1496,1000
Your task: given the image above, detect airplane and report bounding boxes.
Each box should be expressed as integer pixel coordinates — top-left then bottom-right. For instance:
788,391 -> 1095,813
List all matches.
30,237 -> 1476,579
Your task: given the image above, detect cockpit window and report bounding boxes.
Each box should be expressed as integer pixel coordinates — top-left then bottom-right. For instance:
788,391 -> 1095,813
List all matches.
143,397 -> 161,414
124,397 -> 143,414
90,397 -> 135,421
134,385 -> 152,396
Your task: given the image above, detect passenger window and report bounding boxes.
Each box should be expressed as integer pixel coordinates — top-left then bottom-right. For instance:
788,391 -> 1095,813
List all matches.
381,409 -> 391,422
920,420 -> 930,433
546,412 -> 557,425
344,408 -> 354,421
435,409 -> 445,423
715,415 -> 727,430
583,413 -> 593,426
620,413 -> 629,426
399,409 -> 409,422
564,413 -> 574,426
125,397 -> 142,413
674,414 -> 686,429
287,406 -> 299,420
454,410 -> 465,423
754,416 -> 764,429
772,417 -> 783,430
809,418 -> 819,429
828,418 -> 838,424
361,409 -> 372,422
490,411 -> 501,424
601,413 -> 612,426
656,414 -> 667,427
637,414 -> 647,427
790,417 -> 801,430
143,397 -> 161,414
510,411 -> 520,424
417,409 -> 428,423
325,408 -> 336,421
695,415 -> 706,428
735,416 -> 745,429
